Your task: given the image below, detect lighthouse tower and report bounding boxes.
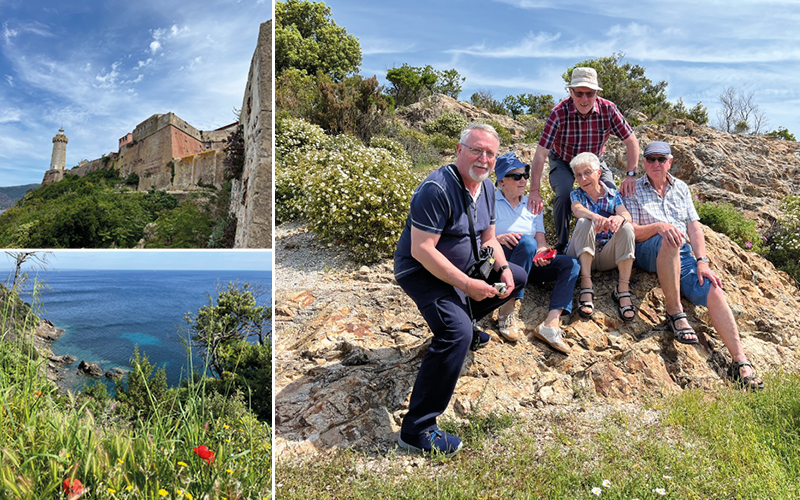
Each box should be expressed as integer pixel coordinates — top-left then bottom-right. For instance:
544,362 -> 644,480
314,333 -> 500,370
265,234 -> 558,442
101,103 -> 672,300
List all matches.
50,127 -> 68,171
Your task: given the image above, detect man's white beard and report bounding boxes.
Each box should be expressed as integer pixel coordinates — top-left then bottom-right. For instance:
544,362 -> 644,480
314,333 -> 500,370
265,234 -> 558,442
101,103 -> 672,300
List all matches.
469,163 -> 490,183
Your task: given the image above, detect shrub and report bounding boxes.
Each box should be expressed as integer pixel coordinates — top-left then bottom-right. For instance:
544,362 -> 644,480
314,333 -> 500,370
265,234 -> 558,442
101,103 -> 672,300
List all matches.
369,136 -> 411,165
390,124 -> 442,171
694,200 -> 762,252
480,119 -> 513,146
766,195 -> 800,286
293,139 -> 421,262
428,133 -> 458,154
123,172 -> 139,186
275,68 -> 321,121
422,111 -> 468,138
276,116 -> 327,159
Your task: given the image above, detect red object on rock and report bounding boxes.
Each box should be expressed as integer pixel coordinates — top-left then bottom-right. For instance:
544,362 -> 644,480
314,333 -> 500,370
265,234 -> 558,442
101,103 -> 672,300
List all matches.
193,445 -> 215,465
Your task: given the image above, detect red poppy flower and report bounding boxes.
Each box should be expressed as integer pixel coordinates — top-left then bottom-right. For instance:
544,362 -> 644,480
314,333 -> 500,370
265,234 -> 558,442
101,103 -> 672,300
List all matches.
62,478 -> 84,496
193,445 -> 215,465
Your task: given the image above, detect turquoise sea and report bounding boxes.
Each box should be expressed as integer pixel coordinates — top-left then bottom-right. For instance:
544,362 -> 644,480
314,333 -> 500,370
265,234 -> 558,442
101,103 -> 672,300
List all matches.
20,269 -> 271,393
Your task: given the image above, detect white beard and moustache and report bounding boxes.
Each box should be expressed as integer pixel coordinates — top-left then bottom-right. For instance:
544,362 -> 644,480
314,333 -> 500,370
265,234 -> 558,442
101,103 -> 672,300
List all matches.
468,162 -> 491,183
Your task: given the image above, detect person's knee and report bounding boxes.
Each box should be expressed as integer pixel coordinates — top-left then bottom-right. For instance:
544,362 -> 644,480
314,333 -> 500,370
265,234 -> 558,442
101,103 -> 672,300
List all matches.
620,221 -> 635,241
516,234 -> 538,256
658,238 -> 680,259
575,218 -> 594,232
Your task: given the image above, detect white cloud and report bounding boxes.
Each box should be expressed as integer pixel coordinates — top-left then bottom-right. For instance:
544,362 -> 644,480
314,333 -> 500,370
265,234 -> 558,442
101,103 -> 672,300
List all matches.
5,75 -> 13,86
0,108 -> 21,123
149,40 -> 162,54
136,58 -> 153,69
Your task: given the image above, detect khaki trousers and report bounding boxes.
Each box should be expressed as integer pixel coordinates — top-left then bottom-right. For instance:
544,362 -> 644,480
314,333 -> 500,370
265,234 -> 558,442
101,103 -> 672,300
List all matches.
565,218 -> 635,271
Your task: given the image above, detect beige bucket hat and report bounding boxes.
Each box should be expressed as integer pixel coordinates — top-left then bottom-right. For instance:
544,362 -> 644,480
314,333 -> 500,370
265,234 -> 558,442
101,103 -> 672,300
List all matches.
567,67 -> 602,91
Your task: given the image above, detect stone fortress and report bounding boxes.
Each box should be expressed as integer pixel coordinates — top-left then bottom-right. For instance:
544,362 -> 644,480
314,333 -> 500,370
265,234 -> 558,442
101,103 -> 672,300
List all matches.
41,20 -> 272,248
44,113 -> 237,192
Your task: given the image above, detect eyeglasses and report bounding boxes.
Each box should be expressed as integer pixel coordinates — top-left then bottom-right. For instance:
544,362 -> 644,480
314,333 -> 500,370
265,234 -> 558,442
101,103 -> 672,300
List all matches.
574,169 -> 596,180
504,172 -> 530,181
571,89 -> 597,98
644,156 -> 670,164
460,143 -> 497,160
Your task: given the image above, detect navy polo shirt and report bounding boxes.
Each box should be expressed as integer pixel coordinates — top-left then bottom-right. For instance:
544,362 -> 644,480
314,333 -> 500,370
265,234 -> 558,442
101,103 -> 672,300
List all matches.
394,164 -> 496,279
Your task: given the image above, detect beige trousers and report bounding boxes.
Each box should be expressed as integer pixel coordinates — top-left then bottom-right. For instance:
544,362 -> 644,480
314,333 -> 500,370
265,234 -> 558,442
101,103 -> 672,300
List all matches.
566,218 -> 635,271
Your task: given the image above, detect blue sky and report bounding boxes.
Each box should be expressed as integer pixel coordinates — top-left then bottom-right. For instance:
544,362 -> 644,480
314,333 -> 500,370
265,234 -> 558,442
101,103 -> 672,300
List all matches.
0,0 -> 271,187
1,250 -> 273,271
325,0 -> 800,138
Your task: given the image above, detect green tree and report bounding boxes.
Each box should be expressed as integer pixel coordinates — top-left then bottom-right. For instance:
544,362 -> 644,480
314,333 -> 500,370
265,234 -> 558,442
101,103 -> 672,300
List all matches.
563,53 -> 669,117
503,93 -> 555,119
215,341 -> 272,421
114,346 -> 169,423
276,0 -> 362,81
470,89 -> 506,114
433,68 -> 465,100
385,64 -> 438,107
184,282 -> 271,379
668,98 -> 709,125
767,126 -> 796,141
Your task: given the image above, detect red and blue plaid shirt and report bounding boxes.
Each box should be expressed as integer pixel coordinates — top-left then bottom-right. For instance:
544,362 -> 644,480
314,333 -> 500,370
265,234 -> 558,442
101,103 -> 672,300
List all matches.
539,97 -> 633,162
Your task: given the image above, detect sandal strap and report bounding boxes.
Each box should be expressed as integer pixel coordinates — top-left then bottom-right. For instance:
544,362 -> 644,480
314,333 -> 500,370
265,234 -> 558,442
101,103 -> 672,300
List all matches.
615,291 -> 632,299
669,311 -> 688,321
579,288 -> 594,296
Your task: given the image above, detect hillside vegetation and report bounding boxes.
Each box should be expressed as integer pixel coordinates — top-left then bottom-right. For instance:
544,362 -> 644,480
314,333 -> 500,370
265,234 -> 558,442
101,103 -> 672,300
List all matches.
0,279 -> 272,499
0,169 -> 234,249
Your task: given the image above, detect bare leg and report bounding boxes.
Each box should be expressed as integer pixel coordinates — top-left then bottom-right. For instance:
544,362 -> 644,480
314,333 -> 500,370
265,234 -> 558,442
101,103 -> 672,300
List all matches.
617,258 -> 634,319
543,308 -> 562,329
656,240 -> 696,341
578,252 -> 594,316
498,298 -> 516,318
706,286 -> 761,384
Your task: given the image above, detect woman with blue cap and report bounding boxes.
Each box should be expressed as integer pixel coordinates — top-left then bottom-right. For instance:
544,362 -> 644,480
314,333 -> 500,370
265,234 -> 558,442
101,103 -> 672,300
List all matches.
493,152 -> 580,354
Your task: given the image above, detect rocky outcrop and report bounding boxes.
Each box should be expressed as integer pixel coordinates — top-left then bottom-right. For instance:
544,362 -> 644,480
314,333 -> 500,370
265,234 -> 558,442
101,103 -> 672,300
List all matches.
275,119 -> 800,457
396,94 -> 529,141
105,368 -> 126,379
77,360 -> 103,378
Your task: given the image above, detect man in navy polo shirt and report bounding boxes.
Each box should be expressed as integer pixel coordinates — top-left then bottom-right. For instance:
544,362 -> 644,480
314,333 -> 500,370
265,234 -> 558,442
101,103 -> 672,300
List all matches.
394,123 -> 527,455
527,67 -> 640,254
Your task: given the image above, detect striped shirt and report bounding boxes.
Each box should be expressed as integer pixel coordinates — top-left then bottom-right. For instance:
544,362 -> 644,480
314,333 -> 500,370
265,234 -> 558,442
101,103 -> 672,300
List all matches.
623,174 -> 699,242
570,184 -> 625,250
539,96 -> 633,162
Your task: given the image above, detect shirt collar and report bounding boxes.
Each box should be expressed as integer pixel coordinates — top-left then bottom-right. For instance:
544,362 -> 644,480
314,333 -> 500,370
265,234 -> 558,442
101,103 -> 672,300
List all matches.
642,172 -> 675,189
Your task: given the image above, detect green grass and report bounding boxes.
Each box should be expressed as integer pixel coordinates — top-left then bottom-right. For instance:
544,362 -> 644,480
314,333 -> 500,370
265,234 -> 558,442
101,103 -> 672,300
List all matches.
277,372 -> 800,499
1,287 -> 271,499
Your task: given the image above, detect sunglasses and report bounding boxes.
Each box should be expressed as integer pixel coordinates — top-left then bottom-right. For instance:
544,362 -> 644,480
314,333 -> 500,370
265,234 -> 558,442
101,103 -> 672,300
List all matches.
644,156 -> 669,164
571,90 -> 597,98
504,172 -> 530,181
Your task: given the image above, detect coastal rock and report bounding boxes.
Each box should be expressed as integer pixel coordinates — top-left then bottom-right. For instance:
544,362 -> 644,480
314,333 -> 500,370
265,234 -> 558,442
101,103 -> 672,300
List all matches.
77,360 -> 103,378
105,368 -> 126,379
49,354 -> 76,365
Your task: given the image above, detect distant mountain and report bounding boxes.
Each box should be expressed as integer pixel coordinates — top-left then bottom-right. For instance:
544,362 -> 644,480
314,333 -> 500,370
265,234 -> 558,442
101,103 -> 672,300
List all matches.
0,184 -> 41,208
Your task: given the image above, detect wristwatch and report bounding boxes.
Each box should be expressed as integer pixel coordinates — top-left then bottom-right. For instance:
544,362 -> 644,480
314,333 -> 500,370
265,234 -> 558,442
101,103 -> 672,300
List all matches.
498,264 -> 510,273
696,256 -> 709,264
626,171 -> 636,177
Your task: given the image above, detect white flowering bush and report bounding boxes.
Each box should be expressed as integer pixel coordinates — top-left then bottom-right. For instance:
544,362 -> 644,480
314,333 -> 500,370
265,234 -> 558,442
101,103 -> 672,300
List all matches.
277,117 -> 422,262
767,195 -> 800,285
305,145 -> 421,263
369,136 -> 411,165
276,117 -> 327,159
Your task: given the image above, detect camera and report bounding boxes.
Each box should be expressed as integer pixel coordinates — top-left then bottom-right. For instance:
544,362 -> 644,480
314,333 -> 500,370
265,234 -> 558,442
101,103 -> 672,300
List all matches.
494,282 -> 507,295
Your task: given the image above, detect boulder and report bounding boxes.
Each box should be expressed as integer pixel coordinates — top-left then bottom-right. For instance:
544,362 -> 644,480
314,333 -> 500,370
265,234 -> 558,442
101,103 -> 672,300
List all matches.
105,368 -> 126,379
77,360 -> 103,377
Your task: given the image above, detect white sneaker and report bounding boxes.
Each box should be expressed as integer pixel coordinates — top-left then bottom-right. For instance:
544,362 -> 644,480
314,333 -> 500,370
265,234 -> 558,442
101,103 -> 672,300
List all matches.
533,323 -> 571,354
497,311 -> 520,342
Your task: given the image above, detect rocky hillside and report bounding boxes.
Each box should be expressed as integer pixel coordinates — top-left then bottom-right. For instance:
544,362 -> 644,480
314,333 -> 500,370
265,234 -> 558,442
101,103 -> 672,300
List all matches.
275,107 -> 800,457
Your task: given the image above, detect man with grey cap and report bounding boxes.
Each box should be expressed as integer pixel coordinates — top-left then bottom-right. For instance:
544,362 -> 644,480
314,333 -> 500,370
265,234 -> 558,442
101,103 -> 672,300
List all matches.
624,141 -> 764,390
527,67 -> 640,254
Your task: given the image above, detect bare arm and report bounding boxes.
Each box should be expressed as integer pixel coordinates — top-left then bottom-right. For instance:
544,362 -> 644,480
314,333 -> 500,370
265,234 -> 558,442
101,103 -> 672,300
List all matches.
526,145 -> 549,214
619,133 -> 640,197
629,220 -> 684,246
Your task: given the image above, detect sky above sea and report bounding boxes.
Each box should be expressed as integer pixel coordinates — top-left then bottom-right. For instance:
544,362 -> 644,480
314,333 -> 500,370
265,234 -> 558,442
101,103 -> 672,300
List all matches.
323,0 -> 800,139
0,0 -> 271,186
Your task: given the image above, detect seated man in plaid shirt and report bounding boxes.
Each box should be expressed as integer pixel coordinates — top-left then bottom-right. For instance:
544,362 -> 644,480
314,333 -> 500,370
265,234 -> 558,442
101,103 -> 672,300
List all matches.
527,67 -> 640,254
624,141 -> 763,391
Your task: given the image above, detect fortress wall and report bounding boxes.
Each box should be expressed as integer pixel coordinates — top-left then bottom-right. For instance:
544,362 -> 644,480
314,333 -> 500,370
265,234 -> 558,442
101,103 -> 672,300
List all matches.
172,149 -> 226,190
170,127 -> 206,159
232,20 -> 272,248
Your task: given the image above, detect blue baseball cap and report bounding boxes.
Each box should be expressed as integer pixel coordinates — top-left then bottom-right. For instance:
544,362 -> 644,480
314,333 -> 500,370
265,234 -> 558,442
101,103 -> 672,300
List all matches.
494,152 -> 530,186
